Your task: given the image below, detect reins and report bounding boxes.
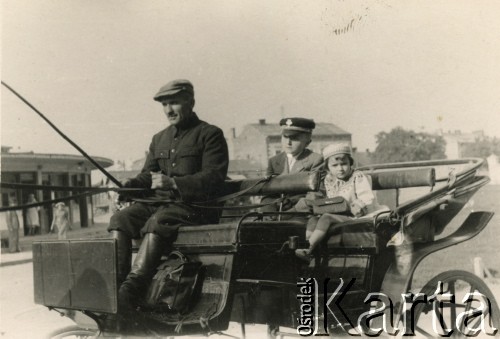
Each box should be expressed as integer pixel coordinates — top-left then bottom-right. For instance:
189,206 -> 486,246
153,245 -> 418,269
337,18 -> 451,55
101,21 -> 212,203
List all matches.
0,180 -> 279,212
0,182 -> 145,193
0,191 -> 94,212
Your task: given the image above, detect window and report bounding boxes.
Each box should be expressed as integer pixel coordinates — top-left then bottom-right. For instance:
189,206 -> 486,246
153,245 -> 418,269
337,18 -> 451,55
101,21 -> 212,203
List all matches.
19,173 -> 35,183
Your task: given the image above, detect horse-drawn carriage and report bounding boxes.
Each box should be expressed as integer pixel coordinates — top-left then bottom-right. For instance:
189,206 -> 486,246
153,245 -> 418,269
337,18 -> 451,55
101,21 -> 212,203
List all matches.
33,158 -> 499,338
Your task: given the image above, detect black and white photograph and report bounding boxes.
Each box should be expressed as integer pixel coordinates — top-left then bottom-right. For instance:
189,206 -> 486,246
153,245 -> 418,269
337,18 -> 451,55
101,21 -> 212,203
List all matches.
1,1 -> 500,338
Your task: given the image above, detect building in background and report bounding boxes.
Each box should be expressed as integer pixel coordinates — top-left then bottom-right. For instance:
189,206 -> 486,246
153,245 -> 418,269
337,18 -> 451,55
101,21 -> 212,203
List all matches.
439,130 -> 485,159
118,119 -> 352,180
227,159 -> 263,179
487,154 -> 500,185
227,119 -> 352,171
0,146 -> 113,239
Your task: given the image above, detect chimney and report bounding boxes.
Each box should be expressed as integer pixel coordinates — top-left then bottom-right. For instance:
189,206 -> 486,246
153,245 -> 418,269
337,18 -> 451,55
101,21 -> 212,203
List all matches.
258,119 -> 266,125
231,128 -> 236,138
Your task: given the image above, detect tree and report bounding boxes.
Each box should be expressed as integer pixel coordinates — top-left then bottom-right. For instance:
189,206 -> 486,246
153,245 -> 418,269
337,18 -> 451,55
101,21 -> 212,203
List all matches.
461,137 -> 500,158
370,127 -> 446,163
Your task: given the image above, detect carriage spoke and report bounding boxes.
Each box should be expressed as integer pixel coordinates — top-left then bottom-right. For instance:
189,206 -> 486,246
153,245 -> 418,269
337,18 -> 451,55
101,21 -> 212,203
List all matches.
458,283 -> 475,334
448,279 -> 460,337
415,325 -> 434,338
434,306 -> 452,335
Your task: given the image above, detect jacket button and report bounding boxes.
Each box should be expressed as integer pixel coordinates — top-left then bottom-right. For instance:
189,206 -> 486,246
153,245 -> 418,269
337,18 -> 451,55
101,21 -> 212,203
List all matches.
171,149 -> 175,153
172,163 -> 176,167
160,152 -> 164,156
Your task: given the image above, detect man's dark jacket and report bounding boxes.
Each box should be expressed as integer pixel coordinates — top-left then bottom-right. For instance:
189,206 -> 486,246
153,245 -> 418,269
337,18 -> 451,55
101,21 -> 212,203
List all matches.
266,149 -> 323,176
262,149 -> 323,211
130,113 -> 229,203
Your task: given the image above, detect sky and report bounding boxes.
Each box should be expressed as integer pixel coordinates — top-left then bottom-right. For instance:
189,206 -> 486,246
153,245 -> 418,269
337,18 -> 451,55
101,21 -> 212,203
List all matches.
2,0 -> 500,164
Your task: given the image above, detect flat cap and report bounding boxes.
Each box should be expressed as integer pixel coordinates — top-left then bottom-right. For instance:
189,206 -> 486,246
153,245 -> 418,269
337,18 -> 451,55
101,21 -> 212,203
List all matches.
153,79 -> 194,101
322,142 -> 352,159
279,117 -> 316,133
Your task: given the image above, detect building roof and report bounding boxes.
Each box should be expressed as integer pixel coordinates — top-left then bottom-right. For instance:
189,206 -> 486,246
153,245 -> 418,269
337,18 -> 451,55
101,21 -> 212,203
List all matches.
439,130 -> 485,142
246,122 -> 350,137
1,151 -> 113,171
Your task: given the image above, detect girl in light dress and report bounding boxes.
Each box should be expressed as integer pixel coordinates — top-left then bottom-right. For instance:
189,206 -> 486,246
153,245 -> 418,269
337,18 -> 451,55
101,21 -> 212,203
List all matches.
295,142 -> 386,261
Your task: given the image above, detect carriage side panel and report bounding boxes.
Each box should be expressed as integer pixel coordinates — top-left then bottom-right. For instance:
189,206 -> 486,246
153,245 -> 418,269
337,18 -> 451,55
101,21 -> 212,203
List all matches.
32,239 -> 118,313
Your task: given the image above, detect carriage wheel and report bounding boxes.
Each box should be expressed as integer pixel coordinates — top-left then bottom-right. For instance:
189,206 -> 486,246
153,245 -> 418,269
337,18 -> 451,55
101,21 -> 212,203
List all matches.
45,325 -> 100,339
410,270 -> 500,338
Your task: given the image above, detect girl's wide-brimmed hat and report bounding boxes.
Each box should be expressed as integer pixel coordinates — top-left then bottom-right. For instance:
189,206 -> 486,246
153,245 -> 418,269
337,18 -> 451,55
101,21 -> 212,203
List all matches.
322,142 -> 352,160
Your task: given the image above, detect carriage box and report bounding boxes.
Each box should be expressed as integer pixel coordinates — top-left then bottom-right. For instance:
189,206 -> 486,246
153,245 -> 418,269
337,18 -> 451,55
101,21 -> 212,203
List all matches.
32,239 -> 118,313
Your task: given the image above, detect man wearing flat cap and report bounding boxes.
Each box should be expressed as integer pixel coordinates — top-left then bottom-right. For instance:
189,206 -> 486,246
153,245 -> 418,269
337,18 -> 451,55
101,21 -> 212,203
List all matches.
262,117 -> 323,213
108,79 -> 229,313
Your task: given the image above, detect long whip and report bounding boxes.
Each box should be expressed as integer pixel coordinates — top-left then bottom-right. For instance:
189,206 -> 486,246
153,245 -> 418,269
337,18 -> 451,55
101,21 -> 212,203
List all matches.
1,81 -> 122,187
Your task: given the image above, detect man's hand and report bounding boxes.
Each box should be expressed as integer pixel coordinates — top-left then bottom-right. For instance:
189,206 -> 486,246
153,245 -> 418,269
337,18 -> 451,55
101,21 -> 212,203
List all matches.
151,172 -> 177,190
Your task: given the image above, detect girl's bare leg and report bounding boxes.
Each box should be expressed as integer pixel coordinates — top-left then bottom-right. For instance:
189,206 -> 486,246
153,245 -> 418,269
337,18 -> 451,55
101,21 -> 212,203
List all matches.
296,214 -> 352,261
307,214 -> 335,251
296,215 -> 332,260
307,229 -> 326,251
305,216 -> 319,240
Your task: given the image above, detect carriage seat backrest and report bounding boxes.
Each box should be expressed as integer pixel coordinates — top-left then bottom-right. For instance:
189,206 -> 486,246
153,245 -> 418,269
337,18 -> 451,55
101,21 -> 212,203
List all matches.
365,167 -> 435,209
222,171 -> 321,197
325,168 -> 436,249
366,167 -> 435,190
220,168 -> 434,200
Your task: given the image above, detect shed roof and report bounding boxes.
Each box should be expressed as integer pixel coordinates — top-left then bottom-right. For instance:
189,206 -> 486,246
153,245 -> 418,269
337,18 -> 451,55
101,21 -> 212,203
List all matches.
1,152 -> 113,170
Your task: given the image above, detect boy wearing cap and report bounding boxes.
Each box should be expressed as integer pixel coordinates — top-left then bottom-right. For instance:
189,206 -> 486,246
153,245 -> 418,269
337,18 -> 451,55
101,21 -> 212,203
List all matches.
108,79 -> 229,313
295,142 -> 385,261
262,117 -> 323,213
267,118 -> 323,176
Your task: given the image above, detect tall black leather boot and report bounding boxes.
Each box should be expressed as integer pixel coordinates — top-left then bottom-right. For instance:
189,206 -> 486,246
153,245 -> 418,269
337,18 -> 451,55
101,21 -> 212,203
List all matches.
118,233 -> 167,313
111,230 -> 132,286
